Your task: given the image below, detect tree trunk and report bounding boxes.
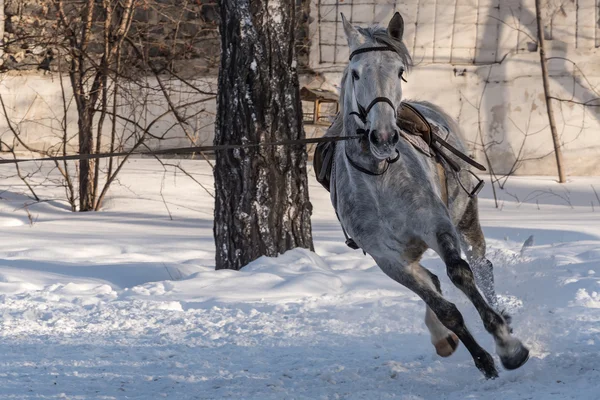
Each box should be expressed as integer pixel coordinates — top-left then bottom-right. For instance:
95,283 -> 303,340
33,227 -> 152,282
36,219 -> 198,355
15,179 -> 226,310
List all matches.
535,0 -> 566,183
214,0 -> 314,270
78,112 -> 96,211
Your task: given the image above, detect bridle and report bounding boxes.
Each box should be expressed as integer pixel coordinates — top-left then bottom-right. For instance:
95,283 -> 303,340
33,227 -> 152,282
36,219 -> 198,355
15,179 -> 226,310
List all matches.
346,45 -> 403,174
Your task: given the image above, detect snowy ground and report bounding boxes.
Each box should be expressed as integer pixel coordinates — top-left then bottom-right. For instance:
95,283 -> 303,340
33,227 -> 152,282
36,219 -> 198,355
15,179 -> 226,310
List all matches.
0,160 -> 599,399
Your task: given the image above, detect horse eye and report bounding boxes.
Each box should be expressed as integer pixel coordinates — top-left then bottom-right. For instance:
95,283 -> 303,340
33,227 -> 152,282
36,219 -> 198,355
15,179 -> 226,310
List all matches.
399,68 -> 407,82
352,70 -> 360,80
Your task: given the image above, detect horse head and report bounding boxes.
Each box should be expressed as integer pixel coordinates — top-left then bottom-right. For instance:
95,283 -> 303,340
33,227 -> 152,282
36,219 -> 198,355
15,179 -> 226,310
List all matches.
341,12 -> 411,160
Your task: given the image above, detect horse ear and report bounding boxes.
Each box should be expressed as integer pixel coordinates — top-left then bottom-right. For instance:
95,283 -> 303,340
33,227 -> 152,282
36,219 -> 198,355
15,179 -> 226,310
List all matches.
341,13 -> 365,49
387,12 -> 404,41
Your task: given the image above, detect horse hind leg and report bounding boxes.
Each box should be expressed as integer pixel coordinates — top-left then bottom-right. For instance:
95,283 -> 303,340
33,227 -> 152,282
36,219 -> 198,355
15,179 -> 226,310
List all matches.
459,224 -> 515,327
457,197 -> 499,310
426,307 -> 459,357
421,268 -> 459,357
434,227 -> 529,371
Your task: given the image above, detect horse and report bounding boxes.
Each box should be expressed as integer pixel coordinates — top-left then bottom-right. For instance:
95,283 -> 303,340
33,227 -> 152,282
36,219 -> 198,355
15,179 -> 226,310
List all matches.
327,12 -> 530,379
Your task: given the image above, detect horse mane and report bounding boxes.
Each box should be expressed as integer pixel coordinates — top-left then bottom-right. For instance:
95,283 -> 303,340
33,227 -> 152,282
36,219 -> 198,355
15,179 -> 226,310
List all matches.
324,110 -> 344,137
355,26 -> 412,71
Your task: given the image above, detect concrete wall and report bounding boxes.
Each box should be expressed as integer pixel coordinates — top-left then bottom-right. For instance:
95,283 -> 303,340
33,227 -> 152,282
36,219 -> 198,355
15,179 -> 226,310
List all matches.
0,72 -> 217,154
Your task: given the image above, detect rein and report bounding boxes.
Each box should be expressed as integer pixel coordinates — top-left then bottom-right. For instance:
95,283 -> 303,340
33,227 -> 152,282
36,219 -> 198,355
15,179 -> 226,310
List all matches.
0,136 -> 362,165
345,147 -> 399,176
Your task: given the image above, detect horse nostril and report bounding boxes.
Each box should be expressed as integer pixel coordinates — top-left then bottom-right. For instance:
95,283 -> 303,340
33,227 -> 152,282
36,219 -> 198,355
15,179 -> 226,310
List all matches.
391,130 -> 399,145
369,132 -> 379,145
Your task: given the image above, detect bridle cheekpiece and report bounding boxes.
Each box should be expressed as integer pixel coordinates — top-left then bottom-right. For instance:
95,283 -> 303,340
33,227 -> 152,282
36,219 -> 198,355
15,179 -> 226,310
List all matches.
346,45 -> 403,172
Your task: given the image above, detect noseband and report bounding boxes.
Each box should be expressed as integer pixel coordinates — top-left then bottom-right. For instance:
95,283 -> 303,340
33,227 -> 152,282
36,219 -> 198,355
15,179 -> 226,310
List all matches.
347,45 -> 402,173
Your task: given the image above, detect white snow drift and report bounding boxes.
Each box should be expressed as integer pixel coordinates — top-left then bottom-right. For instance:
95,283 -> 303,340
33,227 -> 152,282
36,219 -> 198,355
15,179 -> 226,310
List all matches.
0,160 -> 598,399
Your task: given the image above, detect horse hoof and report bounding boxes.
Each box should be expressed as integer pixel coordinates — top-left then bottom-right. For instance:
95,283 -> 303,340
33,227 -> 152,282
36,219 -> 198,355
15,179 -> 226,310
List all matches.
475,353 -> 499,379
500,309 -> 513,333
434,333 -> 459,357
500,343 -> 530,370
482,367 -> 499,380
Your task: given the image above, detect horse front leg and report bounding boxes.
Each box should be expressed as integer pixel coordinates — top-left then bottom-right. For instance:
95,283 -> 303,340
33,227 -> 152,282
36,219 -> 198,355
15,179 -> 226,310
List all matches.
434,227 -> 530,371
376,258 -> 499,379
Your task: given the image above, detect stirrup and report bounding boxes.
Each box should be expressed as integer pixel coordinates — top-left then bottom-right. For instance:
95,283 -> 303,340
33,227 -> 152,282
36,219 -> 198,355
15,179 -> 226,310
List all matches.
470,177 -> 485,197
457,169 -> 485,198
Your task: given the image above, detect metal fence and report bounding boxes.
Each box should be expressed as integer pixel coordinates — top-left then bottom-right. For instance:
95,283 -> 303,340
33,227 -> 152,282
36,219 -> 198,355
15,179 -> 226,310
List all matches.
315,0 -> 600,66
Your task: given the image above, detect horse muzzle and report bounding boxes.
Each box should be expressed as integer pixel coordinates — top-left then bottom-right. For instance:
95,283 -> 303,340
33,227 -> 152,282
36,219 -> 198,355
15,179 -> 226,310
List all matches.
369,129 -> 399,159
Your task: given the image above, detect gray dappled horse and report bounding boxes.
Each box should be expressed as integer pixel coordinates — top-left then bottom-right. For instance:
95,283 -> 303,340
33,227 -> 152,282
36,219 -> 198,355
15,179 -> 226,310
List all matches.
328,12 -> 529,378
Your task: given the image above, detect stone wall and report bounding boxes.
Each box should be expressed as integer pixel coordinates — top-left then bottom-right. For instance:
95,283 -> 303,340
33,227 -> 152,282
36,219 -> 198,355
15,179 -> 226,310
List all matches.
1,0 -> 220,75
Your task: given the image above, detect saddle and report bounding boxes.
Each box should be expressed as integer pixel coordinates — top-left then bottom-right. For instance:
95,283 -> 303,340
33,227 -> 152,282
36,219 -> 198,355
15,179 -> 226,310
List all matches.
397,102 -> 433,154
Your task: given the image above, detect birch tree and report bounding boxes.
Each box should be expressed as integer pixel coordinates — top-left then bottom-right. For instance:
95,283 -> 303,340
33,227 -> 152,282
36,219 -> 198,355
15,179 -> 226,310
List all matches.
214,0 -> 314,270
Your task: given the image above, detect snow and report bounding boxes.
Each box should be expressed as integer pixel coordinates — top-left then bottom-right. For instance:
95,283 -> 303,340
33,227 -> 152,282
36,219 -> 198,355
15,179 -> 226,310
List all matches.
0,160 -> 599,399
